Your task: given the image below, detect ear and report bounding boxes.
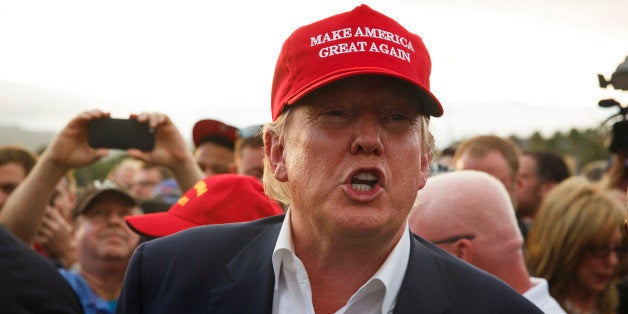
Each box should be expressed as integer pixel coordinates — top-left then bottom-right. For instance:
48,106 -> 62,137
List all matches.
452,239 -> 474,263
265,131 -> 288,182
418,152 -> 430,188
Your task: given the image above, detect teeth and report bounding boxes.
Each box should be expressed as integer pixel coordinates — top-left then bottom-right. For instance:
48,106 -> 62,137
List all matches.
355,172 -> 377,181
350,172 -> 378,191
352,183 -> 373,191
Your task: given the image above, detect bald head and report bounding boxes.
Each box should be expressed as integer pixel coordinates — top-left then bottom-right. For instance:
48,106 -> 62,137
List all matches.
409,170 -> 525,280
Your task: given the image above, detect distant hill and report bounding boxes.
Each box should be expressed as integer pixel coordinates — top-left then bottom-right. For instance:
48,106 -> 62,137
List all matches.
0,125 -> 55,153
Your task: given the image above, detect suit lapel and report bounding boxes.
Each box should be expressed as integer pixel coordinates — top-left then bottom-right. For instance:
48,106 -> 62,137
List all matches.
207,220 -> 282,314
394,233 -> 451,314
205,219 -> 452,313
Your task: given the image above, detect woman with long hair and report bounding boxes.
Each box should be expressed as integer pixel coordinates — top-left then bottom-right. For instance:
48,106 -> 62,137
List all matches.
526,176 -> 627,314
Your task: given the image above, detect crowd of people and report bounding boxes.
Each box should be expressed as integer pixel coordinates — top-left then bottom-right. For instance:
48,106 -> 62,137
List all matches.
0,4 -> 626,314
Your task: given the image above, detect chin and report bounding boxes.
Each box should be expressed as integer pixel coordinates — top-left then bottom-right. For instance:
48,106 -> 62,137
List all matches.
101,251 -> 134,260
335,212 -> 401,237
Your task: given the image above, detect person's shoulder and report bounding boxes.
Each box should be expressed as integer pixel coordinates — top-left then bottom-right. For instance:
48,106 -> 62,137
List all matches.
140,214 -> 285,255
58,268 -> 91,295
0,227 -> 83,314
411,233 -> 499,278
525,277 -> 566,314
407,233 -> 542,312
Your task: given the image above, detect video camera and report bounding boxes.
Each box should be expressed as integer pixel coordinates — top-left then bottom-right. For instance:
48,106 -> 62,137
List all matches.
598,56 -> 628,153
609,119 -> 628,153
598,99 -> 628,153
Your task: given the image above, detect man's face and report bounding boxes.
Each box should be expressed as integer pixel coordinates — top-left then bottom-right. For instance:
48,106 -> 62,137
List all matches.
455,151 -> 517,204
75,193 -> 141,263
129,168 -> 162,201
0,162 -> 27,209
237,146 -> 264,181
270,75 -> 429,239
516,155 -> 542,218
194,142 -> 234,177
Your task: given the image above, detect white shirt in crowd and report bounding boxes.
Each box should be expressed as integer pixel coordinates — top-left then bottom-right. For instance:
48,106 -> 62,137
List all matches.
524,277 -> 566,314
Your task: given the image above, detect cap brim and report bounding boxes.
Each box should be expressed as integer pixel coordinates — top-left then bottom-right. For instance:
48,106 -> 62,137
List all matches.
74,188 -> 137,219
125,212 -> 198,238
285,68 -> 443,117
192,120 -> 237,148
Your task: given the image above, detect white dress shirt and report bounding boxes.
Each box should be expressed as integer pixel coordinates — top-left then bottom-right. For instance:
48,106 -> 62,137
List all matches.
523,277 -> 566,314
271,209 -> 410,314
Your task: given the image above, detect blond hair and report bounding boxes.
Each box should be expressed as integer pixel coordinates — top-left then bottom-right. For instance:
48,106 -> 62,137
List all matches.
525,176 -> 626,313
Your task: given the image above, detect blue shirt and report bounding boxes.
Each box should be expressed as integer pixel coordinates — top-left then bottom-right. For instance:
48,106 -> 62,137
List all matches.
58,268 -> 116,314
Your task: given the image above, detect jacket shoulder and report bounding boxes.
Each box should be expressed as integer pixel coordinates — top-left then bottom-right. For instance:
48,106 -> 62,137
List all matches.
397,233 -> 543,313
142,214 -> 284,255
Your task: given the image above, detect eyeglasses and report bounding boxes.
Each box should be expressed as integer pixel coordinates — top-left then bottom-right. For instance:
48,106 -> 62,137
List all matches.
587,246 -> 628,259
432,234 -> 475,244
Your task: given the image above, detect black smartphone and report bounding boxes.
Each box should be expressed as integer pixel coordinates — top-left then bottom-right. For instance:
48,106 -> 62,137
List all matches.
88,117 -> 155,151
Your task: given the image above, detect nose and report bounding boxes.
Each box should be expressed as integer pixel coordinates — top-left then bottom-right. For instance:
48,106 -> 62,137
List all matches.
606,250 -> 621,267
106,212 -> 126,226
350,115 -> 384,155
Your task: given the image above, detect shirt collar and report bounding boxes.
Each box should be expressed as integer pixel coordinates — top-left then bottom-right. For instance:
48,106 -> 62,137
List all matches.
370,221 -> 410,312
272,208 -> 296,286
272,209 -> 411,313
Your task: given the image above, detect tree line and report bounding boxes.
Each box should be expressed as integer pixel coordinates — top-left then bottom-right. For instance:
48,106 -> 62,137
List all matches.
510,125 -> 611,174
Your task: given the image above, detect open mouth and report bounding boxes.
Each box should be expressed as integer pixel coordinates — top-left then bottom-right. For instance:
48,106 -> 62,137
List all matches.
350,171 -> 379,191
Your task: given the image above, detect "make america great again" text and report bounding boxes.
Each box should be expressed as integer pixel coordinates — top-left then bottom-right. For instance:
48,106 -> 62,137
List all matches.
309,27 -> 415,62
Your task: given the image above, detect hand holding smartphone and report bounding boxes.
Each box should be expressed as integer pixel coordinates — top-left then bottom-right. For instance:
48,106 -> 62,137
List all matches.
88,117 -> 155,151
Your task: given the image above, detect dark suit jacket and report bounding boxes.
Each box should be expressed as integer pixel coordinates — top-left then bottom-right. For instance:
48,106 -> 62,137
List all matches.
116,215 -> 542,313
0,225 -> 83,314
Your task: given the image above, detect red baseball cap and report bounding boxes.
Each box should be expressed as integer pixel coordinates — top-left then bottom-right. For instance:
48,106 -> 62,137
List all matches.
192,119 -> 238,148
271,4 -> 443,121
124,174 -> 283,238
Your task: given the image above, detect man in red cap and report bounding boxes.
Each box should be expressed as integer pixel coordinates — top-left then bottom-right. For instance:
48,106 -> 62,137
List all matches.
117,5 -> 541,313
192,118 -> 238,177
124,174 -> 282,240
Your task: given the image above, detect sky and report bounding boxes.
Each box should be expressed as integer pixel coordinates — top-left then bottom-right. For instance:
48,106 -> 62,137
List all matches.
1,0 -> 627,149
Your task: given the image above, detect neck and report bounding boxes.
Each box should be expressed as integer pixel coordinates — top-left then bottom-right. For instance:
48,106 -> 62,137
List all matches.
78,259 -> 128,301
488,252 -> 533,294
291,220 -> 406,314
494,268 -> 533,294
563,299 -> 599,314
563,287 -> 600,314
